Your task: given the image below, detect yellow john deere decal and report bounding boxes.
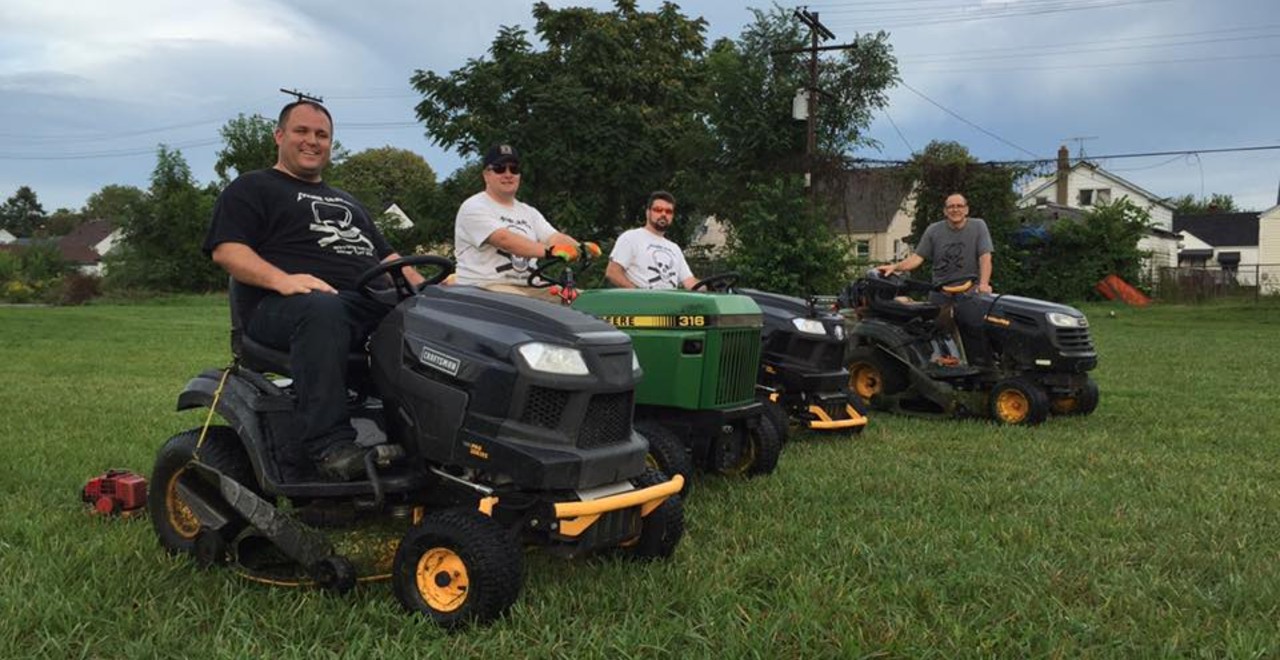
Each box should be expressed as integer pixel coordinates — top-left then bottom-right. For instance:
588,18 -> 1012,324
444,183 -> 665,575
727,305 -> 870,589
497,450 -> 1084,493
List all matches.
599,315 -> 705,328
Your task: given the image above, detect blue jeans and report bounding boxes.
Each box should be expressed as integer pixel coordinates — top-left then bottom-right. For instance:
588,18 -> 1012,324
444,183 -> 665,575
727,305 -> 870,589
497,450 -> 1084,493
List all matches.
246,290 -> 391,460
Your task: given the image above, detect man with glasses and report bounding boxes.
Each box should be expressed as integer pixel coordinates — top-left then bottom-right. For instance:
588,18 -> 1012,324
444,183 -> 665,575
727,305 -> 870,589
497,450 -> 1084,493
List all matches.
605,190 -> 699,290
454,144 -> 592,296
876,192 -> 994,364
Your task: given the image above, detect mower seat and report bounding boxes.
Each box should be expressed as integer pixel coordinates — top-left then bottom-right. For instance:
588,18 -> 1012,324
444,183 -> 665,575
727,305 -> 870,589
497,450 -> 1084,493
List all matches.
868,296 -> 941,323
228,279 -> 369,378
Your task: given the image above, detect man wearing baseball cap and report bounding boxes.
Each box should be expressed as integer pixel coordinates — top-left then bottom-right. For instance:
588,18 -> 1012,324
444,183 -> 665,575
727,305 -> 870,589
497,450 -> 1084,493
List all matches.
454,143 -> 595,297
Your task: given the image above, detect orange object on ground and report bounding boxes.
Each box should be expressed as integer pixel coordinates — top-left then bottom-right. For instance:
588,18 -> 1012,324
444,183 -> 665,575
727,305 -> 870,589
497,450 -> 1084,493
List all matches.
1095,274 -> 1151,307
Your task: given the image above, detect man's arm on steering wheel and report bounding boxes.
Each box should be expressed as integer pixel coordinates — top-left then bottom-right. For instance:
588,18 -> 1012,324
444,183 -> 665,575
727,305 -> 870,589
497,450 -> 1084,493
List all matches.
977,252 -> 992,293
212,242 -> 336,295
383,252 -> 425,287
877,253 -> 924,276
485,227 -> 554,258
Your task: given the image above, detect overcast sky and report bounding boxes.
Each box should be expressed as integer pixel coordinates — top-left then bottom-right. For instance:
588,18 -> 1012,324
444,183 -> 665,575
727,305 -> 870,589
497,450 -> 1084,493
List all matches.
2,0 -> 1277,215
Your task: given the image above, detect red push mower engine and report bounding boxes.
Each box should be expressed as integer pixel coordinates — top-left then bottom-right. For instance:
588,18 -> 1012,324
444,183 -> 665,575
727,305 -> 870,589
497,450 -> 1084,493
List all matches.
82,469 -> 148,517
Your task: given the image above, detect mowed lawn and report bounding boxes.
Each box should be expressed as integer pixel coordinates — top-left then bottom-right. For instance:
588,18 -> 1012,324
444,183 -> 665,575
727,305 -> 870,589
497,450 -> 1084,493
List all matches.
1,296 -> 1278,658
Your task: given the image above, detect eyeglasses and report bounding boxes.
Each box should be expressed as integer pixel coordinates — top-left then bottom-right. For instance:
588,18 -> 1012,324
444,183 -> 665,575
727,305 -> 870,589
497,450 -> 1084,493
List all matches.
650,206 -> 675,216
488,163 -> 520,175
945,204 -> 968,209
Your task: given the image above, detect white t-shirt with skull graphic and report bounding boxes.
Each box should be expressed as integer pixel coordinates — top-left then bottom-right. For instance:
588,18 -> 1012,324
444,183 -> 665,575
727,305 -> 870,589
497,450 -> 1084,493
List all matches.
609,227 -> 694,290
454,191 -> 559,286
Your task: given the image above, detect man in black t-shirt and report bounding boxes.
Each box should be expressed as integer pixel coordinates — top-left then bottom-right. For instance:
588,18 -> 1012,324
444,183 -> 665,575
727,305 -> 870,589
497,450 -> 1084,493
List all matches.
203,100 -> 423,481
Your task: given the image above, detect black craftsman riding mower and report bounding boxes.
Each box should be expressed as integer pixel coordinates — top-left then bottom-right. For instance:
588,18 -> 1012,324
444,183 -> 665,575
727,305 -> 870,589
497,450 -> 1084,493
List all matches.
840,269 -> 1099,425
150,255 -> 683,629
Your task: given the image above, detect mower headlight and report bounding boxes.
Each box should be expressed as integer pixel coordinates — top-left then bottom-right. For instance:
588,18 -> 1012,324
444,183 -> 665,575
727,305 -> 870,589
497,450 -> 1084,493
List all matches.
832,323 -> 845,341
517,342 -> 590,376
791,317 -> 827,336
1047,312 -> 1088,328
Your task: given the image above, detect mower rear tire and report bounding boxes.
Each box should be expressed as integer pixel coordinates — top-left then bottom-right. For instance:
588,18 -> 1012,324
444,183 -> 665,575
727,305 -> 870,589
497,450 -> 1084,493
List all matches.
1051,377 -> 1100,416
989,378 -> 1050,426
150,426 -> 258,556
847,346 -> 906,407
635,420 -> 693,493
392,508 -> 524,629
621,468 -> 685,561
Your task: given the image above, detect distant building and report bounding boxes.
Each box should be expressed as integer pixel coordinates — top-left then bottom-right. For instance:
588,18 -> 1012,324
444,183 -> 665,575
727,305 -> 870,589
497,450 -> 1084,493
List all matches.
822,167 -> 916,263
57,220 -> 120,275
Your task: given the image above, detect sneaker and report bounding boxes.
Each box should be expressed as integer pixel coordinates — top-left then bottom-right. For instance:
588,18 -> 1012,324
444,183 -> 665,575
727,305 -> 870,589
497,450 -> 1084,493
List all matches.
317,443 -> 368,482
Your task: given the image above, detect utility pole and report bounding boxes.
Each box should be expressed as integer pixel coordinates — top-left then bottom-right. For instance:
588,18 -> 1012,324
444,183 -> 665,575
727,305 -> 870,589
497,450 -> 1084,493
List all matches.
792,8 -> 834,198
280,88 -> 324,104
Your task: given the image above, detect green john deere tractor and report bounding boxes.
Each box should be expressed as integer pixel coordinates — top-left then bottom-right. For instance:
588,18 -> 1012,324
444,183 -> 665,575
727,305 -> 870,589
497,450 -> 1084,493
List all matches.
571,288 -> 781,486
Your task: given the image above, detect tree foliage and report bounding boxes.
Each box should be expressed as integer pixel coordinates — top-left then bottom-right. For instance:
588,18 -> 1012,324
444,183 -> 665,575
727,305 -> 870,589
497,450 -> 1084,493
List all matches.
104,146 -> 221,292
1,186 -> 48,237
214,113 -> 278,186
82,184 -> 147,226
724,176 -> 854,296
327,146 -> 439,250
1014,199 -> 1152,301
1169,192 -> 1241,215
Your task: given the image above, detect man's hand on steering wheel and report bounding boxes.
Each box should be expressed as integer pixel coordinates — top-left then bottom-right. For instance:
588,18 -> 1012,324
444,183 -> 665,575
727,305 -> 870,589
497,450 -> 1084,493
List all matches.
354,255 -> 455,305
691,272 -> 739,293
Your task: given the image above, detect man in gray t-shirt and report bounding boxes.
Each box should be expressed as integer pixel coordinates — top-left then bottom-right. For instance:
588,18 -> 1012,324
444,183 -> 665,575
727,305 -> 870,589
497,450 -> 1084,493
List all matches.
876,192 -> 995,364
878,193 -> 993,292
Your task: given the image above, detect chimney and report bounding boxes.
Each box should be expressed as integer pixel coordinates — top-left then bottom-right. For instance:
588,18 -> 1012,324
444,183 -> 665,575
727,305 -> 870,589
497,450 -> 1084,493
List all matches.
1056,145 -> 1070,206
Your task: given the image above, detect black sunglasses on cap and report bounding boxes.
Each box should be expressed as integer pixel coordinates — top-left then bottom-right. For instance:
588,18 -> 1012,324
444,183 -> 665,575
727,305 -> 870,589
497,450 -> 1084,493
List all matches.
489,163 -> 520,175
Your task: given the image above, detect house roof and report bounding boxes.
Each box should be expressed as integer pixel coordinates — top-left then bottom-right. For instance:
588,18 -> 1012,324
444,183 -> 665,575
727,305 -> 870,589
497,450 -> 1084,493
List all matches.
57,219 -> 114,264
1021,161 -> 1176,211
1172,212 -> 1258,247
821,168 -> 913,234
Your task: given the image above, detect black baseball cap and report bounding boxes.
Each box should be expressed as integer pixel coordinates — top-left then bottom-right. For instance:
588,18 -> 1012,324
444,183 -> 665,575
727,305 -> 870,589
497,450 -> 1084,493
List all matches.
483,143 -> 520,168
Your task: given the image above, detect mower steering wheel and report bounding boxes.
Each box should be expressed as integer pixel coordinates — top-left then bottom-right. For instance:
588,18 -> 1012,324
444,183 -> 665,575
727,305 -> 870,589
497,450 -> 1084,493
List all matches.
355,255 -> 455,305
526,251 -> 596,289
691,272 -> 739,293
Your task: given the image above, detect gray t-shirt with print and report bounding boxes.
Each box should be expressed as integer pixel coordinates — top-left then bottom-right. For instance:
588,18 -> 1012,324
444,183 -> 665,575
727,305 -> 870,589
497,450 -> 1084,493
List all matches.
914,218 -> 993,285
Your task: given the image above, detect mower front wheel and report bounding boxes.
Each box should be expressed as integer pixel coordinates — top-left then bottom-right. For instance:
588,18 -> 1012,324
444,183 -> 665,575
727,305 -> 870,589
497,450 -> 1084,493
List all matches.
621,469 -> 685,561
1050,377 -> 1100,416
989,378 -> 1050,426
392,509 -> 524,629
718,417 -> 782,477
635,421 -> 693,494
757,395 -> 791,444
149,426 -> 258,557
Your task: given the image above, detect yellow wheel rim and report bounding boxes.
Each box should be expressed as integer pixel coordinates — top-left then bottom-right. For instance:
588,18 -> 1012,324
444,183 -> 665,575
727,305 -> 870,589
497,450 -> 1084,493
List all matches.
995,389 -> 1030,424
166,469 -> 200,540
644,452 -> 661,471
849,363 -> 882,400
416,547 -> 469,613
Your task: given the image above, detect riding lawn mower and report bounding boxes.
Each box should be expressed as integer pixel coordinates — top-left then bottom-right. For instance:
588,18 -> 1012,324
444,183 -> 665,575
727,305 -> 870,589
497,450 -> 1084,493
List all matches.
150,255 -> 683,629
840,270 -> 1099,425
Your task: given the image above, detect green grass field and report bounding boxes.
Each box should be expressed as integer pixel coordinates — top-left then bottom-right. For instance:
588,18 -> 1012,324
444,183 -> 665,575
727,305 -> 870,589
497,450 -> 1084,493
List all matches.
2,297 -> 1278,658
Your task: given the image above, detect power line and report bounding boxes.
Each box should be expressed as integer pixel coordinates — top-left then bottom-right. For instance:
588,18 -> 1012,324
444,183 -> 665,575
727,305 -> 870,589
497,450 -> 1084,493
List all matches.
897,80 -> 1040,158
853,144 -> 1280,166
820,0 -> 1173,31
907,51 -> 1280,73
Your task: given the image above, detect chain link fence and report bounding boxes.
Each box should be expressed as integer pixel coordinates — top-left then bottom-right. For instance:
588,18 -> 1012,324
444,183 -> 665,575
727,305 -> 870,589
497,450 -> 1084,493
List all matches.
1152,264 -> 1280,303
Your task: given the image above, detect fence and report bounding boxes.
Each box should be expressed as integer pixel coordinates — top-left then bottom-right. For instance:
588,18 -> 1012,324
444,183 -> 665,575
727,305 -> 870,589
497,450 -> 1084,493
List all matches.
1152,264 -> 1280,303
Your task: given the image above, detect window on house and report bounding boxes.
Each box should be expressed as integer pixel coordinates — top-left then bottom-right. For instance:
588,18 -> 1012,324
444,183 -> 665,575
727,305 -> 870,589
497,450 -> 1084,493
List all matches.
853,240 -> 870,261
1096,188 -> 1112,204
1078,189 -> 1094,207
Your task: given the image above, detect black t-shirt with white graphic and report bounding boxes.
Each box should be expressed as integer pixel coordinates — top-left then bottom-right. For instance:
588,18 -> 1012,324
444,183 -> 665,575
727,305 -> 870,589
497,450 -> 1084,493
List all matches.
204,168 -> 393,308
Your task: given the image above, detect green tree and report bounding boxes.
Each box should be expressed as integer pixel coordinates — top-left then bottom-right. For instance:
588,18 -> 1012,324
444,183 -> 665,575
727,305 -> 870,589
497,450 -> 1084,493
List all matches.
104,146 -> 220,292
1016,199 -> 1151,301
1169,192 -> 1241,215
82,184 -> 147,225
411,0 -> 712,240
44,208 -> 84,236
327,146 -> 439,249
214,113 -> 278,186
724,176 -> 853,296
0,186 -> 48,237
